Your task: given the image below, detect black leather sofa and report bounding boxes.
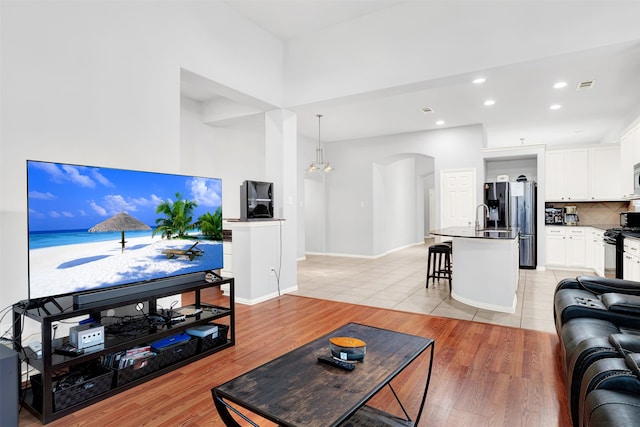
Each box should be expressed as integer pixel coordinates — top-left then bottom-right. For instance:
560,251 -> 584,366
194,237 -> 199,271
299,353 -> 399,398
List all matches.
553,276 -> 640,427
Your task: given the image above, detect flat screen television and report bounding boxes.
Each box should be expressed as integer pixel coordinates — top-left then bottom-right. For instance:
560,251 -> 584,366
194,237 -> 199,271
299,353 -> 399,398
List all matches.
240,180 -> 274,220
26,160 -> 224,303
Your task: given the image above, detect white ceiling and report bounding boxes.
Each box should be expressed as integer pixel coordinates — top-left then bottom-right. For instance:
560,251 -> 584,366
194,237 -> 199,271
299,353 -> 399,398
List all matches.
203,1 -> 640,146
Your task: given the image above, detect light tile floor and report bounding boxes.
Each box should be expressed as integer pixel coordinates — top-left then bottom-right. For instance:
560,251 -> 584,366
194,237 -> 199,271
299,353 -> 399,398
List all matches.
294,239 -> 587,333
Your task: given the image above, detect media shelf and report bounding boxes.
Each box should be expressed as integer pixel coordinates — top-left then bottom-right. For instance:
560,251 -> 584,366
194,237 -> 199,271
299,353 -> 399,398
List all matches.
12,277 -> 235,424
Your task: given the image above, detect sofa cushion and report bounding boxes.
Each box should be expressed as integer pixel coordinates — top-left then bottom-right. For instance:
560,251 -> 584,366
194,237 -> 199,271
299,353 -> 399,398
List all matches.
565,335 -> 618,426
560,318 -> 620,368
584,389 -> 640,427
609,333 -> 640,354
579,356 -> 640,427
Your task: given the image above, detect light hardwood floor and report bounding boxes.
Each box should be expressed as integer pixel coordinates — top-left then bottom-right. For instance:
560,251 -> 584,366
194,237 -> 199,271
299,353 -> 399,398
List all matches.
19,288 -> 571,426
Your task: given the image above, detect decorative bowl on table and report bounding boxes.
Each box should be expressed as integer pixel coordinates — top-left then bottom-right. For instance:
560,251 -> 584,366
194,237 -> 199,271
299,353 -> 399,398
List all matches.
329,337 -> 366,361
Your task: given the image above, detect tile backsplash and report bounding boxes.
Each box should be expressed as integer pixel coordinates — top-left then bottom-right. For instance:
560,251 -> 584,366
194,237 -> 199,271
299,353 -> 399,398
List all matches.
545,201 -> 629,226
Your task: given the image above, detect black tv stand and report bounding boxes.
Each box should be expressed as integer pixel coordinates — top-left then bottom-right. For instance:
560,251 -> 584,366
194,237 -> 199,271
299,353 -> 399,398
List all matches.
19,297 -> 64,315
13,276 -> 235,424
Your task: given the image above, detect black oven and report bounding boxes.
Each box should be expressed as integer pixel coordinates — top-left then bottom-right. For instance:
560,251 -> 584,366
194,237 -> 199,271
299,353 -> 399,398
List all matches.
604,227 -> 640,279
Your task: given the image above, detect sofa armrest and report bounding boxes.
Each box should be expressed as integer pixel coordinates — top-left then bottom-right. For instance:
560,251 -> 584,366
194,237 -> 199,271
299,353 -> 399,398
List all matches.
572,276 -> 640,296
602,293 -> 640,316
609,334 -> 640,354
626,353 -> 640,378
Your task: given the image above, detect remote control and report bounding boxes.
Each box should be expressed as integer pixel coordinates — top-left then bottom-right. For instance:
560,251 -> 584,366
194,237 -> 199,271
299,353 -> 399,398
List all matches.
317,355 -> 355,371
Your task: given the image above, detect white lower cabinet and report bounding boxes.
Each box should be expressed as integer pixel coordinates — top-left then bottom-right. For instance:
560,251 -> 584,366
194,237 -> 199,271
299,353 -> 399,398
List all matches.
587,228 -> 605,277
546,227 -> 567,266
222,240 -> 233,277
623,237 -> 640,281
566,228 -> 586,268
545,226 -> 591,270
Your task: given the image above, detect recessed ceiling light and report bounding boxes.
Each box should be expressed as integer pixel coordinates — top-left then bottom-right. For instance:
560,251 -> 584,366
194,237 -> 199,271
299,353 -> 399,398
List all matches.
550,104 -> 562,110
553,82 -> 568,89
473,78 -> 486,84
483,99 -> 495,106
436,120 -> 445,125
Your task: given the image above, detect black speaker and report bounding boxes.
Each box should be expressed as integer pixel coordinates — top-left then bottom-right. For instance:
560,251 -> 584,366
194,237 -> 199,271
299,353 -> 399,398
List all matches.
0,345 -> 18,426
240,180 -> 274,220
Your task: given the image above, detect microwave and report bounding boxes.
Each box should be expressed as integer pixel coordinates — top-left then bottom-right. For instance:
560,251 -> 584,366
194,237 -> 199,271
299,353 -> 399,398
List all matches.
621,212 -> 640,228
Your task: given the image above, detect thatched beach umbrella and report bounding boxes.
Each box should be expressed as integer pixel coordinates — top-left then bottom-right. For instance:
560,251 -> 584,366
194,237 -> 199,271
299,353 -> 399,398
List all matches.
89,212 -> 151,252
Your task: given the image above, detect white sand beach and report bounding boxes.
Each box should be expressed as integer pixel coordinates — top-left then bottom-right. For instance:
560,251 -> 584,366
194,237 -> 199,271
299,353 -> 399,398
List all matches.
29,236 -> 222,299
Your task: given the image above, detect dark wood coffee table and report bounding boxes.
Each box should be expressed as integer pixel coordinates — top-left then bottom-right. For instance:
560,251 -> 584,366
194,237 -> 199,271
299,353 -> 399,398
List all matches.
211,322 -> 434,426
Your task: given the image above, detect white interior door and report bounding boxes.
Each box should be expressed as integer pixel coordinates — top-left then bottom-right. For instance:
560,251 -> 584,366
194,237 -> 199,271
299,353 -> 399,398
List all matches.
440,168 -> 476,229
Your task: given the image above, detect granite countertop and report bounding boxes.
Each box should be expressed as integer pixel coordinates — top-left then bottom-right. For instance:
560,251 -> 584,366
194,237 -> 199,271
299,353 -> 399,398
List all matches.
431,226 -> 519,240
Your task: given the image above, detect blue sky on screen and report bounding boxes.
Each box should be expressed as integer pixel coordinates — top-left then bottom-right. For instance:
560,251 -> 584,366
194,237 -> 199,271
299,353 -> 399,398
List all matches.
27,161 -> 222,232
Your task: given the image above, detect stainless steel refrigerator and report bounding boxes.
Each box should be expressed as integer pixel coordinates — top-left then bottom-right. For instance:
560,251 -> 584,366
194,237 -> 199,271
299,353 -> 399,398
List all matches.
484,181 -> 537,269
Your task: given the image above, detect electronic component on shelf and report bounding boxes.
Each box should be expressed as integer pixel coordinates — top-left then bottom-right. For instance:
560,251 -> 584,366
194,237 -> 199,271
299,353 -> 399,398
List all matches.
204,271 -> 222,283
169,313 -> 186,323
28,341 -> 42,359
186,324 -> 218,338
54,343 -> 84,357
176,306 -> 203,317
70,324 -> 104,349
150,333 -> 191,351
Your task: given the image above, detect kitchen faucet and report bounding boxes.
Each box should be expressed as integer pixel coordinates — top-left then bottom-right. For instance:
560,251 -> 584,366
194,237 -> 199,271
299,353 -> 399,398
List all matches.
475,203 -> 489,231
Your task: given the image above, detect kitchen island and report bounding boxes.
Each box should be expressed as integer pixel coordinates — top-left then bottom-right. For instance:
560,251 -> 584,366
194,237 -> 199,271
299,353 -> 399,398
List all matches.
431,226 -> 520,313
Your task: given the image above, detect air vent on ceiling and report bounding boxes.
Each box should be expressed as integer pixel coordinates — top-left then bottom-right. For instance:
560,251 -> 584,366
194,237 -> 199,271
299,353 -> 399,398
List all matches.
420,106 -> 434,114
577,80 -> 595,90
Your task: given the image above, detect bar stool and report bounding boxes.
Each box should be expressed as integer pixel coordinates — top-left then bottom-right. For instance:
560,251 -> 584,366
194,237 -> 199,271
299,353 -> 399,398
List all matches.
426,243 -> 452,291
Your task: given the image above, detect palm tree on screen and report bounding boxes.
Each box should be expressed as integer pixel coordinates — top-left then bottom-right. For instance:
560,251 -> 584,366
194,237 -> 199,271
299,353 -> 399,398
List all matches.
152,192 -> 198,239
197,207 -> 223,241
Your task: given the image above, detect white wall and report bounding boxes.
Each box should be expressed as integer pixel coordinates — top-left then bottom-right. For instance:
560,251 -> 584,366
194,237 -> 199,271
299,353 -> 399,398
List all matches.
382,158 -> 417,250
311,125 -> 484,257
485,158 -> 538,183
0,2 -> 285,314
373,156 -> 431,255
180,96 -> 266,220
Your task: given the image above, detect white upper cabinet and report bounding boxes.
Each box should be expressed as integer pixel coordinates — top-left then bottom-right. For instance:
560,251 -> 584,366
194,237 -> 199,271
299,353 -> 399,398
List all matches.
546,148 -> 588,201
632,123 -> 640,165
621,129 -> 635,197
620,120 -> 640,198
588,145 -> 622,200
546,146 -> 621,201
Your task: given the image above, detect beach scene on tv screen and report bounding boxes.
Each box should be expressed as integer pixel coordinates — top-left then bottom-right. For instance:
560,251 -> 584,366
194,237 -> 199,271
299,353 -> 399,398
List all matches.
27,161 -> 224,300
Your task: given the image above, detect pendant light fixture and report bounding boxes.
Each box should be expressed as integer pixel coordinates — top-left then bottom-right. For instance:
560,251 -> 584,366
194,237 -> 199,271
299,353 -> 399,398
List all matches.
306,114 -> 333,172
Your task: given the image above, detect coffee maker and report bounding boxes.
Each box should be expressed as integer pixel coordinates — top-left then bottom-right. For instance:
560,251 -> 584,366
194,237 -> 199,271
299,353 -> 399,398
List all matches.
563,206 -> 579,225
